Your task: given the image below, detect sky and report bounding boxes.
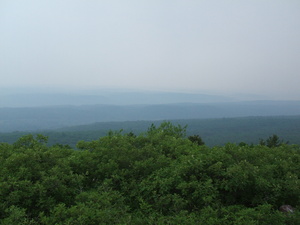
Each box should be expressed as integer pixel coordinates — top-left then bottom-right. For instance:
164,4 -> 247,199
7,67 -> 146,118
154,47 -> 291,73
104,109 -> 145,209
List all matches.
1,0 -> 300,100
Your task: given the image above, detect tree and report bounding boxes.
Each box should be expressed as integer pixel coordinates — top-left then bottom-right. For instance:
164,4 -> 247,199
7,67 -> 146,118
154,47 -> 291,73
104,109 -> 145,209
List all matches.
259,134 -> 288,148
13,134 -> 48,150
188,135 -> 205,146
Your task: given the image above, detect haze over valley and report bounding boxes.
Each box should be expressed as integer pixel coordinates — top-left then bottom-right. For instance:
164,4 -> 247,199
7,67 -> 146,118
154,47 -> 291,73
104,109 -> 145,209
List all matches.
1,0 -> 299,145
1,0 -> 300,101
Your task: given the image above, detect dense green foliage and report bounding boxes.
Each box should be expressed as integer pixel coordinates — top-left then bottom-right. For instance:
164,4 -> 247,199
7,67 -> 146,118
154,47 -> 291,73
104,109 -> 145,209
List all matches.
0,122 -> 299,224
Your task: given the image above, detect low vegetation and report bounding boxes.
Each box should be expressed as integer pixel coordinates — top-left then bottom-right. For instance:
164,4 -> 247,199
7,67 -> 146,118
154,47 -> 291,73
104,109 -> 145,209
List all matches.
0,122 -> 299,224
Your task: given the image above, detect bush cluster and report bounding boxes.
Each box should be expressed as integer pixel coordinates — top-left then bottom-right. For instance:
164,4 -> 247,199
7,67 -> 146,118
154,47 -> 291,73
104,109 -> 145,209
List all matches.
0,122 -> 299,224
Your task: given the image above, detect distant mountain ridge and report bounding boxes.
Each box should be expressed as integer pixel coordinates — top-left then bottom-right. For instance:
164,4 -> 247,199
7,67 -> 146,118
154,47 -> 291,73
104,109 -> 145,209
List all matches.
0,91 -> 235,107
0,101 -> 300,132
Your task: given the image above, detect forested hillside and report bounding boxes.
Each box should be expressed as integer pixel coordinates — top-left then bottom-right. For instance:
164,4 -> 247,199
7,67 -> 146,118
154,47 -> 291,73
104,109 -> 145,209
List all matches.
1,116 -> 300,147
0,122 -> 299,224
1,101 -> 300,132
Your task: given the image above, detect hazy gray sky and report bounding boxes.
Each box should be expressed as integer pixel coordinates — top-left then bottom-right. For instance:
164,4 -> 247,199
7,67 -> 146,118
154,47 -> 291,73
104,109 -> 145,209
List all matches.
1,0 -> 300,99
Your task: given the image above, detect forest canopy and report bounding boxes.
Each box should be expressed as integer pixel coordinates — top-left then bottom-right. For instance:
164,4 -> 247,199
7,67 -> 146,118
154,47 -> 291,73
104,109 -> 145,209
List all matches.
0,122 -> 299,224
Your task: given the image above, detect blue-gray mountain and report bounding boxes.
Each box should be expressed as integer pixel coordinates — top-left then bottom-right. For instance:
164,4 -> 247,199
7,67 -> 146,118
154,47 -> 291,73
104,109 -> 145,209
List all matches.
0,101 -> 300,132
